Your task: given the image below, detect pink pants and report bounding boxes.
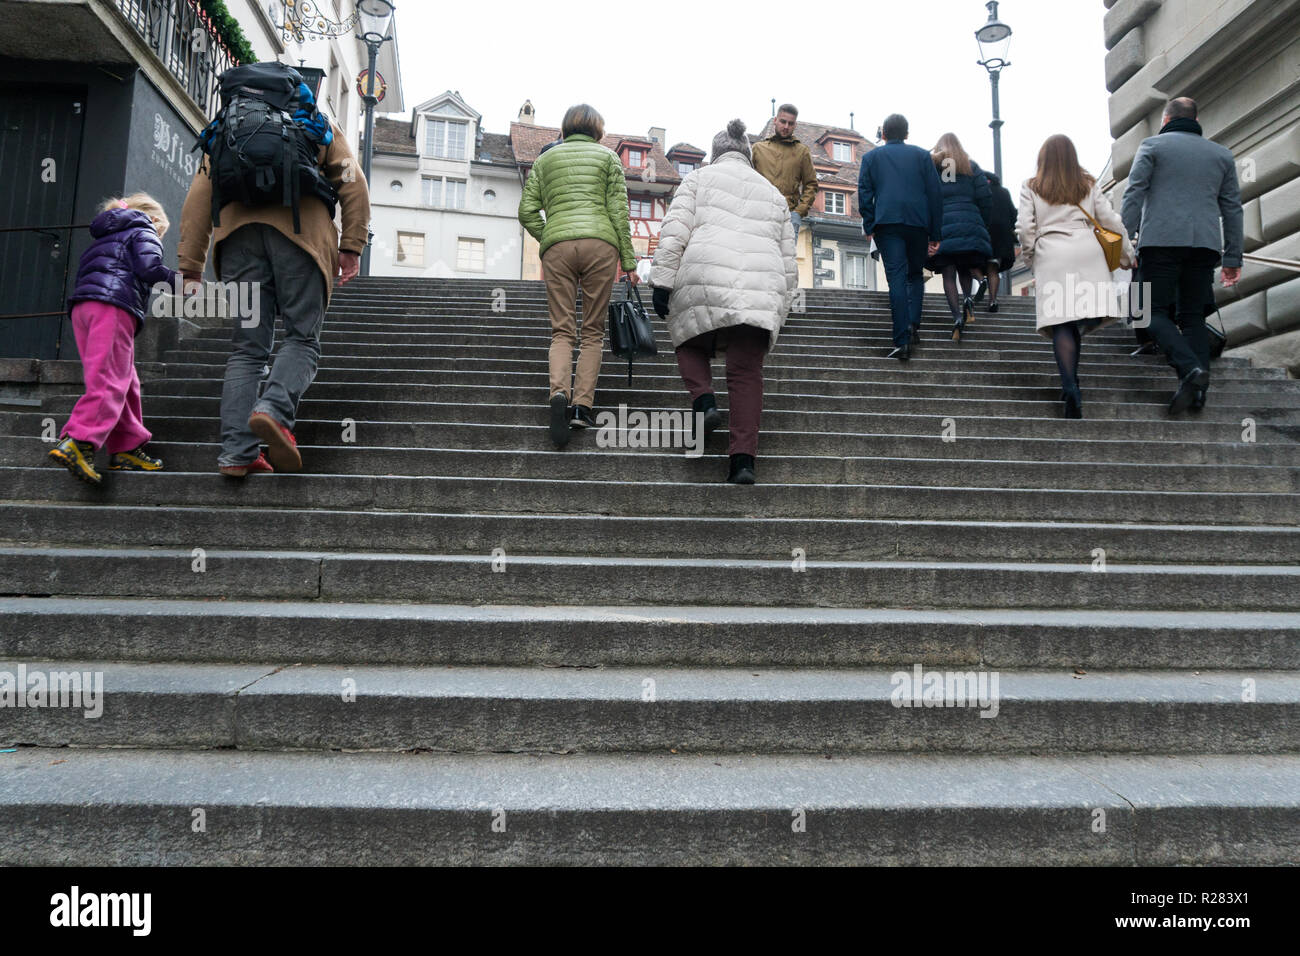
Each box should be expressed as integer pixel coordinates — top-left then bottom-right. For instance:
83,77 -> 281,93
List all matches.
62,301 -> 151,454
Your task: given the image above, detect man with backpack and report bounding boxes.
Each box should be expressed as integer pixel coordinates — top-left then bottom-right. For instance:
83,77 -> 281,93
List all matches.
178,62 -> 371,477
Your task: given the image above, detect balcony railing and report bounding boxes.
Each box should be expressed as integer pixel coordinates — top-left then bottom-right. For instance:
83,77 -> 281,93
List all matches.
113,0 -> 240,118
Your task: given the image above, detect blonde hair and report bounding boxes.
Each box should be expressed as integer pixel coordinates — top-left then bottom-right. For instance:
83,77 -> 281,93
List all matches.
560,104 -> 605,141
102,192 -> 170,237
931,133 -> 972,177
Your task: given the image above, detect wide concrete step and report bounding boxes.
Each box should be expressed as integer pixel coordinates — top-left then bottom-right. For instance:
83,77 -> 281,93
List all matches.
150,353 -> 1294,387
3,660 -> 1296,754
6,501 -> 1298,564
4,545 -> 1299,609
145,372 -> 1298,407
8,436 -> 1296,493
2,748 -> 1295,864
3,599 -> 1293,669
6,467 -> 1295,525
6,413 -> 1294,464
35,390 -> 1298,426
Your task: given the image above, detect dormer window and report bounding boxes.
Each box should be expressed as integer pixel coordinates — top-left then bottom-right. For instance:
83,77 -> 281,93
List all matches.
824,191 -> 846,215
676,161 -> 696,175
425,117 -> 468,160
832,141 -> 853,162
626,148 -> 644,168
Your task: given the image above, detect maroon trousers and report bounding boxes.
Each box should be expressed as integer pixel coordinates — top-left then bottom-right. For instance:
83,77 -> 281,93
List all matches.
674,323 -> 770,457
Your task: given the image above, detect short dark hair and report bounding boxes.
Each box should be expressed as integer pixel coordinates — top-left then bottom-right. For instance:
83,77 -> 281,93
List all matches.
1165,97 -> 1198,120
561,104 -> 605,140
777,103 -> 798,118
882,114 -> 909,141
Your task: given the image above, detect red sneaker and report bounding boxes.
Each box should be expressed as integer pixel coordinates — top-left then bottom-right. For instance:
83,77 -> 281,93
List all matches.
219,453 -> 274,478
248,411 -> 302,472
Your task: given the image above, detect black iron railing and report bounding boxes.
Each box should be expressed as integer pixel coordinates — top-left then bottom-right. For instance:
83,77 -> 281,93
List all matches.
113,0 -> 240,117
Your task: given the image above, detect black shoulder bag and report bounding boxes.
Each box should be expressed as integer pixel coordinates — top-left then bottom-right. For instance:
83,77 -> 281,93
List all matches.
607,277 -> 658,384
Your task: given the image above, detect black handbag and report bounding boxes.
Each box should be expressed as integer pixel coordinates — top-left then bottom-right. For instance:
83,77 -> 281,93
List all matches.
1206,303 -> 1227,360
608,278 -> 658,384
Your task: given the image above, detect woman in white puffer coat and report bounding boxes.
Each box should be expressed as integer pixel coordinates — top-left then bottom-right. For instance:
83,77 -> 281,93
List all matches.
649,119 -> 798,484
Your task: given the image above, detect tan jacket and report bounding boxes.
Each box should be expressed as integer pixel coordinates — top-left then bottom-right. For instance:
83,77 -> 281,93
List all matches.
178,121 -> 370,303
751,135 -> 818,216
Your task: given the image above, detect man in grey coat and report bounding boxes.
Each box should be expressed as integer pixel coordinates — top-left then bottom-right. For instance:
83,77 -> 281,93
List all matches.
1121,97 -> 1243,414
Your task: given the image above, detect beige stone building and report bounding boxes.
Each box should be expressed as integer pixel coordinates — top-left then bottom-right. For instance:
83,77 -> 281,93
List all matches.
1101,0 -> 1300,371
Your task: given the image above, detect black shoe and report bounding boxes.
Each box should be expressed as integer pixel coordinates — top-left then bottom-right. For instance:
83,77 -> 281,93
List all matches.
693,394 -> 723,436
1062,385 -> 1083,420
1131,341 -> 1159,357
549,391 -> 571,446
570,405 -> 597,429
728,453 -> 756,485
1169,367 -> 1210,415
972,279 -> 987,305
888,343 -> 912,361
963,295 -> 976,327
986,301 -> 999,313
1190,387 -> 1207,412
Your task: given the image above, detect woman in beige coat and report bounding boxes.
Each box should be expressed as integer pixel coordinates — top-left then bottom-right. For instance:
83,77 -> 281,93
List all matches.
1017,135 -> 1134,419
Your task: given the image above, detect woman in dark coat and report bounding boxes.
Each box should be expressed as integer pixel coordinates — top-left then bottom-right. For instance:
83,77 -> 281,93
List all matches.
981,170 -> 1018,312
925,133 -> 992,341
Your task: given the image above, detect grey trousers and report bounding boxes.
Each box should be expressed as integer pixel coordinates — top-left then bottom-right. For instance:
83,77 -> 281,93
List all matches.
216,223 -> 327,466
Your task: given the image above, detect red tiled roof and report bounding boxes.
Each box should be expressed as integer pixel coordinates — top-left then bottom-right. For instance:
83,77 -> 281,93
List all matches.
666,142 -> 706,157
373,116 -> 416,155
510,122 -> 682,185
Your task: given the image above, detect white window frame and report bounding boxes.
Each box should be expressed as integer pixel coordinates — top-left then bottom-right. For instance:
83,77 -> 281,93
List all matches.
627,148 -> 643,168
457,237 -> 486,273
396,232 -> 425,267
824,191 -> 846,215
424,117 -> 468,160
422,176 -> 467,209
845,252 -> 870,288
832,141 -> 852,162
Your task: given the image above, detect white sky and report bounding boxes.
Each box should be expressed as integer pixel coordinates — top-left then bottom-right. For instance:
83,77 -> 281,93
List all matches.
393,0 -> 1114,193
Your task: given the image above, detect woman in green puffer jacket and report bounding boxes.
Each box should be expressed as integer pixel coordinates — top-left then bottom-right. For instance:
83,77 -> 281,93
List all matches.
519,104 -> 640,447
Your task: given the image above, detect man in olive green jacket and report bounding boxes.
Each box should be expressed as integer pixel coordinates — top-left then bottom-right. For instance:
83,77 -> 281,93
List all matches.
752,104 -> 818,237
518,106 -> 638,445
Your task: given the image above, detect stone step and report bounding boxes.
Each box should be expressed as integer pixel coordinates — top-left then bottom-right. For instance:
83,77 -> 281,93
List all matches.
3,599 -> 1293,669
6,467 -> 1294,525
2,748 -> 1295,864
145,373 -> 1299,406
6,413 -> 1294,463
8,436 -> 1296,492
6,501 -> 1298,564
3,546 -> 1299,609
147,352 -> 1289,384
35,391 -> 1298,426
3,660 -> 1296,755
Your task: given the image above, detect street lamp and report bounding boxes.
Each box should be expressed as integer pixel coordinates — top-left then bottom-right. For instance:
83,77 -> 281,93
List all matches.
975,0 -> 1012,181
357,0 -> 395,276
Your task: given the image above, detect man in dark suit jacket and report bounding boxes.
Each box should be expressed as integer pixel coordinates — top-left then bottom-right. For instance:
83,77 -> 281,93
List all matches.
1121,97 -> 1244,413
858,113 -> 944,360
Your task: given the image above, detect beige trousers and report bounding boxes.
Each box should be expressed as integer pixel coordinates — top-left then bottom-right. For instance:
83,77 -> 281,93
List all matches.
541,238 -> 619,408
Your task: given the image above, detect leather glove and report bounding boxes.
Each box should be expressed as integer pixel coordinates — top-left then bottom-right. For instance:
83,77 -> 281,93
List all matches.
651,286 -> 670,319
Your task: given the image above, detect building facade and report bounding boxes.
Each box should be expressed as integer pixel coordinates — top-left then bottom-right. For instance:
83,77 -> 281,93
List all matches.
368,91 -> 522,278
1100,0 -> 1300,370
751,117 -> 878,291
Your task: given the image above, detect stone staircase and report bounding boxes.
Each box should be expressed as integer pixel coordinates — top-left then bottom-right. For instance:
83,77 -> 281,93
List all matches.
1,277 -> 1297,865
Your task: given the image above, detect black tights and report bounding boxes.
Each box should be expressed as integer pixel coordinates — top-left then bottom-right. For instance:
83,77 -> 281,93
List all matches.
987,267 -> 1000,305
942,266 -> 973,322
1052,321 -> 1083,393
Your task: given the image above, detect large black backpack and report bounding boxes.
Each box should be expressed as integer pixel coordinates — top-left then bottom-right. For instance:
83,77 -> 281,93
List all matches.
195,62 -> 338,233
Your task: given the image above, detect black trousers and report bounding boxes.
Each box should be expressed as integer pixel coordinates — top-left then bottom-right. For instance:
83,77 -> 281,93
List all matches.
1139,246 -> 1220,378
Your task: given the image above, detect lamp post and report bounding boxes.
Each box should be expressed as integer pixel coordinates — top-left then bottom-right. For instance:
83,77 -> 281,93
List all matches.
975,1 -> 1012,181
357,0 -> 395,277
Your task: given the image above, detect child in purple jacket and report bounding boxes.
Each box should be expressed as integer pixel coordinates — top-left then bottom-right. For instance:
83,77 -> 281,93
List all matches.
49,194 -> 181,486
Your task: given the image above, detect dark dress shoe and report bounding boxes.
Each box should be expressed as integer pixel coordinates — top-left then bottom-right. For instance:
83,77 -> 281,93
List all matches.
1062,385 -> 1083,419
888,344 -> 911,361
972,278 -> 987,305
1190,387 -> 1207,412
728,454 -> 756,485
1169,367 -> 1210,414
1131,341 -> 1159,357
